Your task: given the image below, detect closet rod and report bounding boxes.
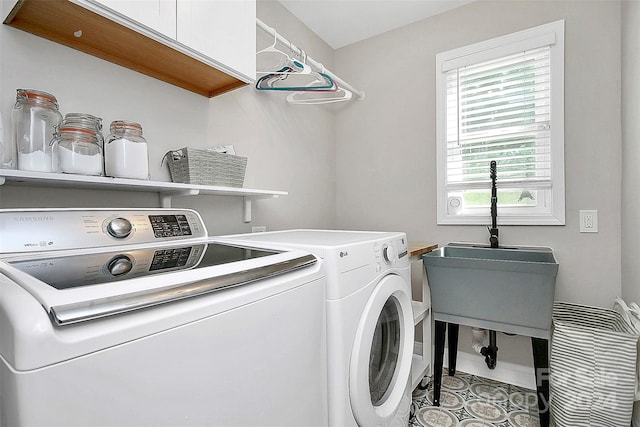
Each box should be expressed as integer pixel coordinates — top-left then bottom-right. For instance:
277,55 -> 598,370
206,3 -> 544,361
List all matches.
256,18 -> 365,100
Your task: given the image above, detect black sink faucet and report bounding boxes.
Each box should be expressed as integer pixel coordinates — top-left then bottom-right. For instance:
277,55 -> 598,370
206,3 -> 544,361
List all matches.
489,160 -> 499,248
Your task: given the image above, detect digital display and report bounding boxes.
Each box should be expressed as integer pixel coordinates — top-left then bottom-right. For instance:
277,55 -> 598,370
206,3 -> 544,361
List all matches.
150,247 -> 193,271
149,215 -> 192,238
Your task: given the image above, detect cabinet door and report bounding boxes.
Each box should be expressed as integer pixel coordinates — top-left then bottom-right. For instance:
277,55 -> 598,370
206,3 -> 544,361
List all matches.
90,0 -> 177,39
176,0 -> 255,81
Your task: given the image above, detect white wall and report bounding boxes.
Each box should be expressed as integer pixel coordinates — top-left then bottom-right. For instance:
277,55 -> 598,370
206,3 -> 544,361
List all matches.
622,0 -> 640,304
204,0 -> 338,231
0,0 -> 336,234
334,0 -> 623,386
335,0 -> 622,307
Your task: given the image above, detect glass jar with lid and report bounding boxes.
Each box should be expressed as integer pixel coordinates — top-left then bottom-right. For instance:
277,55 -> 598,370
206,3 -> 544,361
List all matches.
0,111 -> 15,169
11,89 -> 63,172
104,120 -> 149,180
62,113 -> 104,147
52,126 -> 104,176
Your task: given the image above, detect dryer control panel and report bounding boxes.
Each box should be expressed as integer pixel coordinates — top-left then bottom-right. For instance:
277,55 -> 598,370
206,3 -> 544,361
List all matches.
0,208 -> 207,254
375,236 -> 408,270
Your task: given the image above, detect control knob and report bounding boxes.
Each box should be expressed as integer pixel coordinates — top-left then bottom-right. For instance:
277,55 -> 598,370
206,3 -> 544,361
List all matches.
107,217 -> 133,239
382,244 -> 397,265
107,255 -> 133,276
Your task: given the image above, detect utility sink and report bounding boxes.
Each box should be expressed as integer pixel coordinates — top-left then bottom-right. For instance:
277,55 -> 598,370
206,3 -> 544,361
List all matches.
423,243 -> 559,336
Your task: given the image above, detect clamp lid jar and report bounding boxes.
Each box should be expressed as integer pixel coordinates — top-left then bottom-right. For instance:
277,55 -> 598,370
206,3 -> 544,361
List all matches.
62,113 -> 104,146
52,126 -> 104,176
105,120 -> 149,180
11,89 -> 63,172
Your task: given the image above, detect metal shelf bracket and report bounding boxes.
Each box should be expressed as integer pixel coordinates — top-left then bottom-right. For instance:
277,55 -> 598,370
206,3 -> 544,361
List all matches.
243,197 -> 252,223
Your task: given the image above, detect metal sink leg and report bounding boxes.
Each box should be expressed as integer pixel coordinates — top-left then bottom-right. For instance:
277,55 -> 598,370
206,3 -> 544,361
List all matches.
532,337 -> 550,427
448,324 -> 459,376
433,321 -> 460,406
433,321 -> 446,406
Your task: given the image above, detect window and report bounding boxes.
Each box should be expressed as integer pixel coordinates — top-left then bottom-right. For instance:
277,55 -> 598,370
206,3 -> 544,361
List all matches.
436,20 -> 565,225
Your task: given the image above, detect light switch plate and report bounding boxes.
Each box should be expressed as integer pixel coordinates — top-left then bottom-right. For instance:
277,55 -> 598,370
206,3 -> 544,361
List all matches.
579,210 -> 598,233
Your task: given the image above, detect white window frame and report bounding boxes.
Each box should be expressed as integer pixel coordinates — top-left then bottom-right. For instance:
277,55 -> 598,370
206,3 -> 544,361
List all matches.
436,20 -> 565,225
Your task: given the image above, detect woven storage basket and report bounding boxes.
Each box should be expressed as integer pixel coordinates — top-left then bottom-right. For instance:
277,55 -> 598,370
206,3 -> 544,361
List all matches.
165,147 -> 247,187
551,301 -> 640,427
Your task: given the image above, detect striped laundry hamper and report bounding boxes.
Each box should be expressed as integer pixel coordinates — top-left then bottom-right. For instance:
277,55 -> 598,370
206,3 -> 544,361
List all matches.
551,301 -> 640,427
613,298 -> 640,427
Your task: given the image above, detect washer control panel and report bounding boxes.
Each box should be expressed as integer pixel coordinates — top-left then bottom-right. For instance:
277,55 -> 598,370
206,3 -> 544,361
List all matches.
0,209 -> 207,253
106,217 -> 134,239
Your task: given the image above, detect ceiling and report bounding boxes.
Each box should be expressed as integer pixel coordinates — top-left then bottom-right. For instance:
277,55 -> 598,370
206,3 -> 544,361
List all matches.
278,0 -> 475,49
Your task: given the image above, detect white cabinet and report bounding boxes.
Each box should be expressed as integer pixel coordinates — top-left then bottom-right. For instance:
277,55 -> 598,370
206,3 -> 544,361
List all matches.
176,0 -> 255,82
86,0 -> 255,81
91,0 -> 177,39
90,0 -> 256,81
4,0 -> 255,96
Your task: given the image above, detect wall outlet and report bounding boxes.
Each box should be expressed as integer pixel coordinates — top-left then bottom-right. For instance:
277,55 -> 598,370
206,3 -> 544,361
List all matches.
251,226 -> 267,233
579,210 -> 598,233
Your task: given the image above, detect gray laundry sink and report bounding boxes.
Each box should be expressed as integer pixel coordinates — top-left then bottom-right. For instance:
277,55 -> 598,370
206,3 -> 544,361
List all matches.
423,243 -> 559,336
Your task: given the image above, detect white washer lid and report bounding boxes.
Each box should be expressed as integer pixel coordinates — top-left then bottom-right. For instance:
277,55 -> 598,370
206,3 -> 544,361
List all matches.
220,229 -> 402,247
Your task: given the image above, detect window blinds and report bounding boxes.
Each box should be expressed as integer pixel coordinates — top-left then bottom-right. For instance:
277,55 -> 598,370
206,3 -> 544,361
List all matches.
445,46 -> 552,191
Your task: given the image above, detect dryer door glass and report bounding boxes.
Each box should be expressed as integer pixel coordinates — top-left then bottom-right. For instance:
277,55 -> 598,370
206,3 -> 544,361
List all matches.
349,273 -> 413,426
369,298 -> 401,405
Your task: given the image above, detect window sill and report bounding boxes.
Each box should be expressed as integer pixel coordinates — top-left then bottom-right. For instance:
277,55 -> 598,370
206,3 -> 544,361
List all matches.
437,215 -> 565,226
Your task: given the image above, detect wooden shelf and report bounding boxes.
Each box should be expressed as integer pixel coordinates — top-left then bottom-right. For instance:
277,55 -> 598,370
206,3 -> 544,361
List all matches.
0,169 -> 287,222
3,0 -> 248,97
409,242 -> 439,259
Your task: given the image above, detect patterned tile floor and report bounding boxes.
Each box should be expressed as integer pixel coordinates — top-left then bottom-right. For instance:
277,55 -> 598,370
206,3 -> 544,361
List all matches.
409,372 -> 540,427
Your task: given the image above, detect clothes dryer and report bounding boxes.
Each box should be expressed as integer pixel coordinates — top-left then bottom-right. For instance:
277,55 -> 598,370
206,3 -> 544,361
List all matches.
218,230 -> 414,427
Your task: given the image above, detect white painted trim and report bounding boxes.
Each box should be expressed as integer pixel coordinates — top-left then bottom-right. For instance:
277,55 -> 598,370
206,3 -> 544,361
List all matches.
437,210 -> 565,226
439,20 -> 562,70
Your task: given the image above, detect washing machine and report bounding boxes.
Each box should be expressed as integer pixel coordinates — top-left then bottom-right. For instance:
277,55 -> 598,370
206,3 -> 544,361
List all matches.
218,229 -> 414,427
0,209 -> 328,427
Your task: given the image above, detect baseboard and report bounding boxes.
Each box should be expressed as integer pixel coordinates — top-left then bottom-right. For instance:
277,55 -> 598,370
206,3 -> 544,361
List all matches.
442,349 -> 536,390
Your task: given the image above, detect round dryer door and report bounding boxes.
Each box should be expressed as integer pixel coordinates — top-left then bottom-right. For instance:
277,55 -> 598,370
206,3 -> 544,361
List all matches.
349,273 -> 414,426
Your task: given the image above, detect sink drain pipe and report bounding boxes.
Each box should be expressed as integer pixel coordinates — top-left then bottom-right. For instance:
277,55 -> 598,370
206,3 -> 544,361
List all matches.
471,328 -> 486,353
471,328 -> 499,369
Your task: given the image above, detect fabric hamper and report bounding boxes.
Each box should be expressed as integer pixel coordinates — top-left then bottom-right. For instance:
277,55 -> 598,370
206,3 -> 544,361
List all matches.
551,301 -> 640,427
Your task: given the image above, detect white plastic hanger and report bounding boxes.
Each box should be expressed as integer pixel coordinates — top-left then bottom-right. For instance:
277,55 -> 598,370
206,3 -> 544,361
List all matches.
256,19 -> 365,101
256,52 -> 337,91
286,86 -> 353,104
256,32 -> 289,73
283,63 -> 348,103
256,34 -> 311,75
